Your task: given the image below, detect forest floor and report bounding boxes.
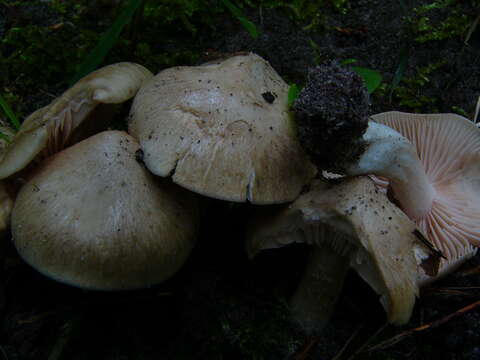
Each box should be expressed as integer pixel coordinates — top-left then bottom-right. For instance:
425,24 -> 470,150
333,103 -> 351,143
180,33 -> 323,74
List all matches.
1,0 -> 480,359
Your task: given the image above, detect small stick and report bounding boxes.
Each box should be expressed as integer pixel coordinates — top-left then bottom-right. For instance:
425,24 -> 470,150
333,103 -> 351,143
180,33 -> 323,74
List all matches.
367,299 -> 480,352
293,336 -> 320,360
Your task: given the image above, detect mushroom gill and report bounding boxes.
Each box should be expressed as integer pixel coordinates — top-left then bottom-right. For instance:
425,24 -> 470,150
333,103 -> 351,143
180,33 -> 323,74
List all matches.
0,62 -> 153,180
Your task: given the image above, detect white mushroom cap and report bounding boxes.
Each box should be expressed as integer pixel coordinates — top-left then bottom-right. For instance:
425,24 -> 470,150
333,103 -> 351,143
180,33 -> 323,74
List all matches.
0,62 -> 153,180
247,177 -> 439,325
12,131 -> 198,290
370,111 -> 480,276
128,53 -> 316,204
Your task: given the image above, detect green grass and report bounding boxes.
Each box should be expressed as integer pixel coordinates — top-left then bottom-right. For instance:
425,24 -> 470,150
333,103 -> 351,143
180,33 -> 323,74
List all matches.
287,84 -> 302,108
0,93 -> 20,131
69,0 -> 144,85
221,0 -> 259,39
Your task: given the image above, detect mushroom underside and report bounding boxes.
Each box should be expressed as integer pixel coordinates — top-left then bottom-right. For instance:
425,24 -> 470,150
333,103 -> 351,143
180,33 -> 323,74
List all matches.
247,177 -> 439,330
370,111 -> 480,271
0,62 -> 153,180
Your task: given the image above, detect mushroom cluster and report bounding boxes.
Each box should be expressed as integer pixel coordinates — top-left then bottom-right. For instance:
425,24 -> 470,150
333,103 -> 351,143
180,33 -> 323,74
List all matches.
3,54 -> 479,339
284,62 -> 480,330
2,62 -> 200,290
3,53 -> 317,291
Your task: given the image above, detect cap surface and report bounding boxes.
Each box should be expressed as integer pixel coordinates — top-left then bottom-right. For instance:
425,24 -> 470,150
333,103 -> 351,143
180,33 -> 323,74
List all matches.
0,123 -> 16,233
0,62 -> 153,180
371,111 -> 480,269
128,53 -> 316,204
247,177 -> 432,324
12,130 -> 198,290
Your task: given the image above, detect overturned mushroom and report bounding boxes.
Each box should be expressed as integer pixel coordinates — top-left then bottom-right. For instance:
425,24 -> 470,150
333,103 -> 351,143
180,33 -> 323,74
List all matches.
294,64 -> 480,269
129,53 -> 316,204
12,131 -> 198,290
370,111 -> 480,279
247,177 -> 440,333
0,62 -> 153,179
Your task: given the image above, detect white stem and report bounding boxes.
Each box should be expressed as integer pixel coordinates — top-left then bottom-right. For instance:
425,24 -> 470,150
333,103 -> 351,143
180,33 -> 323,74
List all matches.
290,246 -> 350,334
345,122 -> 435,220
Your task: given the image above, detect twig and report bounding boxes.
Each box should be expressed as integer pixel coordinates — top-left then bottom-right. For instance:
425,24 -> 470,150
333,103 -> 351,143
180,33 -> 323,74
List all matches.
465,13 -> 480,45
47,319 -> 77,360
366,299 -> 480,352
460,264 -> 480,276
0,346 -> 9,360
343,324 -> 388,360
331,323 -> 387,360
474,95 -> 480,125
422,286 -> 480,297
293,336 -> 320,360
330,325 -> 362,360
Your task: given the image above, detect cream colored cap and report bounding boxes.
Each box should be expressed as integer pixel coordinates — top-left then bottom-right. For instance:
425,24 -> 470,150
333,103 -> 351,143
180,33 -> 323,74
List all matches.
129,53 -> 316,204
0,122 -> 16,234
12,131 -> 198,290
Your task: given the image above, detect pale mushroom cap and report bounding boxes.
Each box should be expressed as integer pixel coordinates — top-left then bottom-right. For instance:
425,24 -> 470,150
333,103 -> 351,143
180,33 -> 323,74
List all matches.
248,177 -> 430,324
371,111 -> 480,268
0,124 -> 16,233
12,131 -> 198,290
0,62 -> 153,180
128,53 -> 316,204
0,181 -> 14,234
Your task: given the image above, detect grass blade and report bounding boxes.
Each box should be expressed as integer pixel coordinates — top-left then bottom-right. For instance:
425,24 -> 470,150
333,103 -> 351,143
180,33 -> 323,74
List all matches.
287,83 -> 301,108
391,46 -> 409,89
221,0 -> 259,39
69,0 -> 143,85
0,94 -> 20,130
0,132 -> 12,143
351,66 -> 383,94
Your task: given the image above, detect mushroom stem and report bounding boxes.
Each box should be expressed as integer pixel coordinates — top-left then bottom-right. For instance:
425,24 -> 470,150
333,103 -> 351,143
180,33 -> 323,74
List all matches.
345,121 -> 436,220
290,245 -> 350,334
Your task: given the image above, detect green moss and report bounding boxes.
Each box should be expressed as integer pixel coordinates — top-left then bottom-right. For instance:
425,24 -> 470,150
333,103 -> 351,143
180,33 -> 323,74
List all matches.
200,298 -> 301,360
0,0 -> 210,115
393,60 -> 448,112
411,0 -> 474,43
0,1 -> 99,113
237,0 -> 350,31
413,12 -> 469,43
1,0 -> 352,116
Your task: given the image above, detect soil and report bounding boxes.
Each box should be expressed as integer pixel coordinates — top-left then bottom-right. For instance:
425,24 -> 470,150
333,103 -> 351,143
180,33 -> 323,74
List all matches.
1,1 -> 480,359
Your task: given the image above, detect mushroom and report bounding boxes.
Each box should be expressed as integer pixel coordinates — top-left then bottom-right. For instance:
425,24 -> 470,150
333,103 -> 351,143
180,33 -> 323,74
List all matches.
293,64 -> 480,268
11,130 -> 198,290
370,111 -> 480,279
0,62 -> 153,180
128,53 -> 316,204
0,122 -> 16,234
247,177 -> 440,333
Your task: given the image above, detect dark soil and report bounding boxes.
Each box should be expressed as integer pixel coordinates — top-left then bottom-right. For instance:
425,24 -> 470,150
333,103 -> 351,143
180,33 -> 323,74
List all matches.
1,1 -> 480,359
293,63 -> 370,172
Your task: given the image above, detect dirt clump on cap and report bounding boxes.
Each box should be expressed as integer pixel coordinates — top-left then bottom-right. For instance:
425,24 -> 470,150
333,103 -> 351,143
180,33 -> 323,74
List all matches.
293,62 -> 370,173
